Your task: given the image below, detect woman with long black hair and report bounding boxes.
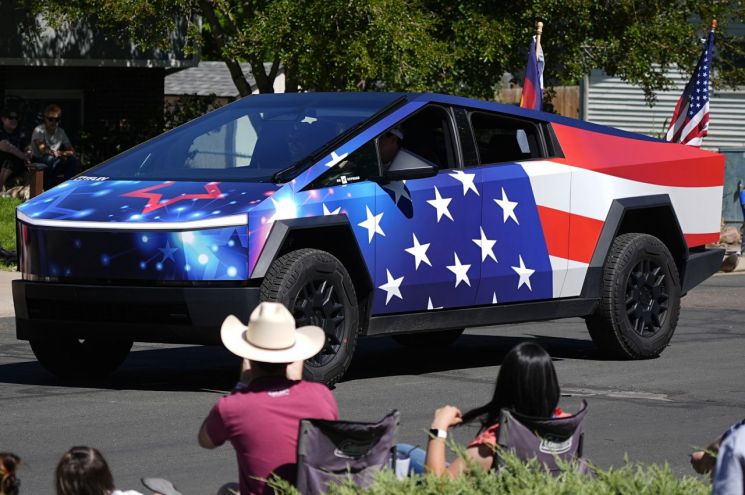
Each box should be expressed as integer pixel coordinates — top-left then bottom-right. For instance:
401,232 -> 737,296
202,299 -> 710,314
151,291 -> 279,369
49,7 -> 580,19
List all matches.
398,341 -> 567,477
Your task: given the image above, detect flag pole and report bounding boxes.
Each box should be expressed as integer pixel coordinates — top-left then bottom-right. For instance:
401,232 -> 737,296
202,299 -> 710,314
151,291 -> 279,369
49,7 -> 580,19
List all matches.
536,21 -> 544,56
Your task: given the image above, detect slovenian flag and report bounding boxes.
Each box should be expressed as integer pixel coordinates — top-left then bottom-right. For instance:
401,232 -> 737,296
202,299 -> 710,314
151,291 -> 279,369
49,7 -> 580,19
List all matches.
520,36 -> 544,111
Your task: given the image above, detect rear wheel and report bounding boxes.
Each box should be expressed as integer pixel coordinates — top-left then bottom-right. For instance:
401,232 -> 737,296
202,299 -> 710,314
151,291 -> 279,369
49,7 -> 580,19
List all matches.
392,329 -> 464,348
586,233 -> 680,358
29,337 -> 133,380
260,248 -> 359,386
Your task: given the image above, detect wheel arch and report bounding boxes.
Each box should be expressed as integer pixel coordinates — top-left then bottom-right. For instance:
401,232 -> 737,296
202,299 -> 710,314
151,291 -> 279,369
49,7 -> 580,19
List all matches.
251,216 -> 373,330
581,195 -> 688,299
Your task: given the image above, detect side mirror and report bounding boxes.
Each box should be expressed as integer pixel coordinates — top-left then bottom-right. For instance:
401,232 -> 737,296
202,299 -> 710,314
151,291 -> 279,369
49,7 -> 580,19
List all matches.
383,150 -> 438,181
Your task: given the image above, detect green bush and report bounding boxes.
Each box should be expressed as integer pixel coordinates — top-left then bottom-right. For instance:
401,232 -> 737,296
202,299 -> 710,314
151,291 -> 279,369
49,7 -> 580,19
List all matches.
269,450 -> 709,495
0,197 -> 20,270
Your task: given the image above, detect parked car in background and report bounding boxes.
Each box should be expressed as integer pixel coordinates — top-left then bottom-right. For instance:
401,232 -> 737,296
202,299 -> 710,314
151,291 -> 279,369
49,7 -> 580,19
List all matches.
13,92 -> 724,384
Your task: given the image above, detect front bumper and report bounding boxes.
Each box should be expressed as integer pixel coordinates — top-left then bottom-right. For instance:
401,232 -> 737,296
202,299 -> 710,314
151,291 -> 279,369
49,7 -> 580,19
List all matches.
13,280 -> 261,344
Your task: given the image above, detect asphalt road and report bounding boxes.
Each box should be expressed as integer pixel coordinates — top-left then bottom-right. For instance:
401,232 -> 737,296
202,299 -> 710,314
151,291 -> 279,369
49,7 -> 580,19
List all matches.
2,273 -> 744,494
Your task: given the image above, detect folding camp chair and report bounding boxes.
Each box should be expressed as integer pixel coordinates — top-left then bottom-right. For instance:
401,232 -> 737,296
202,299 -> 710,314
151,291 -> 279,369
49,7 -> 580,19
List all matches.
296,410 -> 399,495
496,400 -> 589,475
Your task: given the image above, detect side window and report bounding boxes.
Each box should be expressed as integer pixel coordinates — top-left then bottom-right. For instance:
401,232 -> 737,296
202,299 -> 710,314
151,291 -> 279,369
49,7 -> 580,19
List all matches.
306,140 -> 380,189
470,112 -> 543,164
389,105 -> 457,170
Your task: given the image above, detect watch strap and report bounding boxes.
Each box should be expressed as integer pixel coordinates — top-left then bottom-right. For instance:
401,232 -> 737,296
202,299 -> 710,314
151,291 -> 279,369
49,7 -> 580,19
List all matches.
429,428 -> 447,440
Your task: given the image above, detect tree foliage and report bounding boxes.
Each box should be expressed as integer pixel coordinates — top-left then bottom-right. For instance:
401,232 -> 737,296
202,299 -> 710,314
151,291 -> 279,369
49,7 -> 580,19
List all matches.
20,0 -> 745,102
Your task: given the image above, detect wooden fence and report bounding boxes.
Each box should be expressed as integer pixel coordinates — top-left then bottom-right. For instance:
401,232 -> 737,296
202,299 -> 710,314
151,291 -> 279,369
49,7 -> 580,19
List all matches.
496,86 -> 579,119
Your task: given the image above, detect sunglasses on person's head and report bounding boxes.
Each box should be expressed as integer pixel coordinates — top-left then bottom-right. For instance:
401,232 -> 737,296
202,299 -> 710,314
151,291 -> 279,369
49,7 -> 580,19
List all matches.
45,116 -> 60,122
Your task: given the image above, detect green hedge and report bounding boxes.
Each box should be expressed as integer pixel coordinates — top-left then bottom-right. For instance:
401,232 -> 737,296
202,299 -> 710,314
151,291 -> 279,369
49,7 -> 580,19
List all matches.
0,198 -> 20,246
269,451 -> 709,495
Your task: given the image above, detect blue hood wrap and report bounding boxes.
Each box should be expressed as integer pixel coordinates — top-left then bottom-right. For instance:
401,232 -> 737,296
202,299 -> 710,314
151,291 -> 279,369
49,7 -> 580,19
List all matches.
17,178 -> 280,229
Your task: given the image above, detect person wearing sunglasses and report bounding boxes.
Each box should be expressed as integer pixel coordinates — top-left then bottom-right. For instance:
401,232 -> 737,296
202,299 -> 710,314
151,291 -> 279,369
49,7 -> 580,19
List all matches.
0,107 -> 32,191
31,103 -> 79,190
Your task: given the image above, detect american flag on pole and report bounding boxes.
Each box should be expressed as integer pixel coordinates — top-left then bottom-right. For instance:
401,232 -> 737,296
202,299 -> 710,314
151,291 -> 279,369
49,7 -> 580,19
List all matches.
665,26 -> 715,146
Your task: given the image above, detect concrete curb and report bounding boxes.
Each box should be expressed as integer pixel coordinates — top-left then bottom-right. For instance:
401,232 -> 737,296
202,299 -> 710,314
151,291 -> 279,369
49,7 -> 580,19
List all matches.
0,270 -> 20,317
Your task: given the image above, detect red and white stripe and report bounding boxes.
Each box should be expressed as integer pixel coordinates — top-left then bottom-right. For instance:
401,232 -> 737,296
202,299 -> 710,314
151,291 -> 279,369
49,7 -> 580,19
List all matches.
521,160 -> 722,298
665,99 -> 710,147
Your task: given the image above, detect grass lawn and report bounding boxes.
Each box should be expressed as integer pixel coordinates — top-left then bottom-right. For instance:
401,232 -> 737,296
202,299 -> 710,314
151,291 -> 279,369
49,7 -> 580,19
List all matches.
0,197 -> 20,270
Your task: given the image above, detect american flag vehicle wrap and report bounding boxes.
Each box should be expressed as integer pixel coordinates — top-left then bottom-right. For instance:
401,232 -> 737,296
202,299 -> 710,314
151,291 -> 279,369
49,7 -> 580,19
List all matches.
14,92 -> 725,383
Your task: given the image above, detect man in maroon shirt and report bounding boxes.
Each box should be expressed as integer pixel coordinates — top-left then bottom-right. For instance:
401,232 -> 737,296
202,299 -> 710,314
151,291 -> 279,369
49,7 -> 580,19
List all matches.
198,302 -> 338,495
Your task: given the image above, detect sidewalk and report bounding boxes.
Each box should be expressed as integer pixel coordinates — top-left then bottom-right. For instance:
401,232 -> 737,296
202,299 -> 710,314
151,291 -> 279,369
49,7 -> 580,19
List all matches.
0,270 -> 20,317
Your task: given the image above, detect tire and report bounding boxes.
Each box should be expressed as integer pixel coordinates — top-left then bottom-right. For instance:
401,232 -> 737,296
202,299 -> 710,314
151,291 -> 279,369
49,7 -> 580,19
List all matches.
586,233 -> 681,359
260,248 -> 359,386
29,337 -> 133,381
392,329 -> 464,348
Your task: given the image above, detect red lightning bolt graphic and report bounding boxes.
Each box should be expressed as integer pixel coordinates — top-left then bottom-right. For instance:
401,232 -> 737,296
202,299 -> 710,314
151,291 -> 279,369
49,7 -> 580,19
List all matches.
123,181 -> 224,214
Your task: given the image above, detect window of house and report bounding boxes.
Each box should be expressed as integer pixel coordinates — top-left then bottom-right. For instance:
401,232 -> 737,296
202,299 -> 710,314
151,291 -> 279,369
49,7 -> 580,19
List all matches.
470,112 -> 543,164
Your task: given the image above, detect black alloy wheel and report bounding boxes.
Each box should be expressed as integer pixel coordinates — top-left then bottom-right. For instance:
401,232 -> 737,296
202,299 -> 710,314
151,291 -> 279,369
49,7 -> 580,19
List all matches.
624,258 -> 669,337
292,278 -> 346,368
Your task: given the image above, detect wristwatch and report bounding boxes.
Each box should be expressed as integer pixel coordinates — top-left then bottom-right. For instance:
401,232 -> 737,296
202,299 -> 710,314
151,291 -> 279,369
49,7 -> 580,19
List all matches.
429,428 -> 448,440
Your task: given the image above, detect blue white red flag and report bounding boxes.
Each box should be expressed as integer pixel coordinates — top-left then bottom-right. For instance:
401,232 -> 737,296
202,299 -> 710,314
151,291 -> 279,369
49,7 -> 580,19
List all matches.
520,36 -> 544,111
665,28 -> 715,146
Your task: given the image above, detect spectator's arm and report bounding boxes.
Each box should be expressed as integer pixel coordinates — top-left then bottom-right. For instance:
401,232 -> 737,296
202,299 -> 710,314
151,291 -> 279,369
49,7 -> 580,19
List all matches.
33,138 -> 49,156
0,139 -> 29,161
198,418 -> 217,449
60,129 -> 75,156
691,434 -> 723,475
711,431 -> 745,494
425,405 -> 463,477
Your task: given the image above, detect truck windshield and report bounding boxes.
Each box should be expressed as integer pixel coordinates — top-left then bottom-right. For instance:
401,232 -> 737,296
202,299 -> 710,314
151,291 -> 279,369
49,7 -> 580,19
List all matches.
88,92 -> 404,182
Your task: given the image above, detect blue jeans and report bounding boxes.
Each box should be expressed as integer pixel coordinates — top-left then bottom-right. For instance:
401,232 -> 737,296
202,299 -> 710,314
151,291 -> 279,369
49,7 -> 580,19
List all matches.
37,154 -> 79,189
396,443 -> 426,475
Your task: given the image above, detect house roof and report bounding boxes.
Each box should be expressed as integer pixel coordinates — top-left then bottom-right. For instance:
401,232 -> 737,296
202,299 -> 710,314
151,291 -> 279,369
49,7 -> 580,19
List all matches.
165,61 -> 281,97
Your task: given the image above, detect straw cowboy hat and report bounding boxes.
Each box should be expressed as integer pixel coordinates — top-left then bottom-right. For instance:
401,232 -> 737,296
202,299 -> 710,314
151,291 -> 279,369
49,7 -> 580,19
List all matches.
221,302 -> 325,363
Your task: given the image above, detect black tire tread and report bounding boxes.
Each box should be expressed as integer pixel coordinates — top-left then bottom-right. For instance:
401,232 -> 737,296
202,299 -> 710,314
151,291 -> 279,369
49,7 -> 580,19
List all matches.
260,248 -> 359,386
586,233 -> 681,359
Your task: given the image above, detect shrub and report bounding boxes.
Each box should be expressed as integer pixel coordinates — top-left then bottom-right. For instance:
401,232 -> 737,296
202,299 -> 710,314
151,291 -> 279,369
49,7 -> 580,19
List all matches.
0,197 -> 21,270
268,450 -> 709,495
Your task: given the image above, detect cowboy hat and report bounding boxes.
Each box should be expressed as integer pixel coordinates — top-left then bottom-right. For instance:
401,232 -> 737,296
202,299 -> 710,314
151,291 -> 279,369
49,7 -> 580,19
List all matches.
221,302 -> 325,363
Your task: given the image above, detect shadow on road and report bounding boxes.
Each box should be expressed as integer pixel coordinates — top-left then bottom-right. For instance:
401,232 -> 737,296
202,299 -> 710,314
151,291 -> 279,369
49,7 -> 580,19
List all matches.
344,333 -> 608,381
0,330 -> 615,391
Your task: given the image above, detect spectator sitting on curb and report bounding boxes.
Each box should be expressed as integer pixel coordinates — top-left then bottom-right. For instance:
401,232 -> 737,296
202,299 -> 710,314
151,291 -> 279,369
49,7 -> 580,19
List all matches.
0,452 -> 21,495
31,104 -> 79,190
398,342 -> 570,477
691,418 -> 745,494
198,302 -> 338,495
0,108 -> 31,191
56,446 -> 159,495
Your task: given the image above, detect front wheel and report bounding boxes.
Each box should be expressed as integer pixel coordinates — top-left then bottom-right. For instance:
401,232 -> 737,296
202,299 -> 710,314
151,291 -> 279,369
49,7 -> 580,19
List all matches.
586,233 -> 681,358
29,337 -> 133,380
260,248 -> 359,386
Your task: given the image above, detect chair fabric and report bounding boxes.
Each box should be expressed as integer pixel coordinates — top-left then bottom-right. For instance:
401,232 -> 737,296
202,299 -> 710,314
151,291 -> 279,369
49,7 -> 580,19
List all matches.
496,400 -> 589,475
296,410 -> 400,495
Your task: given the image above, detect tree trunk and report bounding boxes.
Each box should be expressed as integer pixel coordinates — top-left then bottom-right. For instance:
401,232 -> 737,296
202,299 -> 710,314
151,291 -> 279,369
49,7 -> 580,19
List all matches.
199,0 -> 252,97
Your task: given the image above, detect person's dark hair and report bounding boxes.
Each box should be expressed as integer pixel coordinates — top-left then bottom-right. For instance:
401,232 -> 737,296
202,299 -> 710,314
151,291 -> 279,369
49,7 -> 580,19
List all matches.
0,452 -> 21,495
55,446 -> 114,495
461,342 -> 560,429
250,360 -> 289,376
